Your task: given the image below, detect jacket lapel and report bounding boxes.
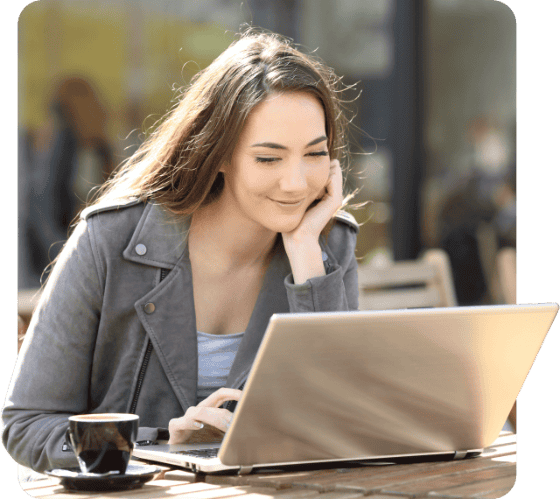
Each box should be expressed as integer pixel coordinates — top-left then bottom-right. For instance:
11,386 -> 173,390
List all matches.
123,202 -> 189,269
125,203 -> 198,410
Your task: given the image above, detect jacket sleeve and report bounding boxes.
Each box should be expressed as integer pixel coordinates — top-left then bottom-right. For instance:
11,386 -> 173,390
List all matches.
283,221 -> 359,312
3,220 -> 171,472
3,221 -> 102,471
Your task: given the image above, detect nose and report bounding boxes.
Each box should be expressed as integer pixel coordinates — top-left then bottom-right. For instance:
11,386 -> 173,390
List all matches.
279,161 -> 307,193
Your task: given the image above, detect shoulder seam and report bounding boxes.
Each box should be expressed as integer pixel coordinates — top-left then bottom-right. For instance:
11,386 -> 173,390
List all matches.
333,210 -> 359,232
81,198 -> 143,220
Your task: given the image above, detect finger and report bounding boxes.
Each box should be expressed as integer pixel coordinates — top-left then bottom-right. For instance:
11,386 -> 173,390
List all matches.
187,407 -> 234,433
327,177 -> 343,205
327,160 -> 343,202
315,161 -> 340,201
329,159 -> 341,177
170,415 -> 204,433
330,159 -> 342,182
168,416 -> 201,445
197,387 -> 242,408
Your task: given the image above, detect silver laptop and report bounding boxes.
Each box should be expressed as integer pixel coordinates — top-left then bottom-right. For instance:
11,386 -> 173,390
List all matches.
133,303 -> 558,474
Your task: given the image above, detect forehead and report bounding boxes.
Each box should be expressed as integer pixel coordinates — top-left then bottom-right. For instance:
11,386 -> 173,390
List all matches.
238,92 -> 326,145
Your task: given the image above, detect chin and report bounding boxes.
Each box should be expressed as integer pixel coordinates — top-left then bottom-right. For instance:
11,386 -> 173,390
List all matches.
260,213 -> 305,234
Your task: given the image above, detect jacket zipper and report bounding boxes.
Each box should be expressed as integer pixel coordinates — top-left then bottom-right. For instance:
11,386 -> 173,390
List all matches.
130,268 -> 170,414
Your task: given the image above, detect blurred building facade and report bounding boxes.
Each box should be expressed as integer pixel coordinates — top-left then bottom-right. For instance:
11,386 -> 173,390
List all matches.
18,0 -> 515,305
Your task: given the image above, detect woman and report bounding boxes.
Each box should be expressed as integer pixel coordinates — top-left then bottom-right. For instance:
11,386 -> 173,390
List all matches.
3,30 -> 359,472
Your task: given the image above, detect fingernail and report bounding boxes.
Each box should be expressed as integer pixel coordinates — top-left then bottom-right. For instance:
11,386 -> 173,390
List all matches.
194,422 -> 204,429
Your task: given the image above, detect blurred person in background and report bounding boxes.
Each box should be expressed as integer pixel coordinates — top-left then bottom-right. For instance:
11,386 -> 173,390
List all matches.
18,77 -> 114,289
435,116 -> 515,305
5,29 -> 359,474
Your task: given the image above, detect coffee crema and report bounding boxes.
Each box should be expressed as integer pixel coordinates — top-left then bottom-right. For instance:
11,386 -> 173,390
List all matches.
69,413 -> 139,422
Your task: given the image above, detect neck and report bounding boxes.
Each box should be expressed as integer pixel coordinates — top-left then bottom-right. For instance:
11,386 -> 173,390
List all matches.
189,197 -> 278,272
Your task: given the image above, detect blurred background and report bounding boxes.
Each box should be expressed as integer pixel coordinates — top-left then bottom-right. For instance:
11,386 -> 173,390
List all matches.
18,0 -> 516,307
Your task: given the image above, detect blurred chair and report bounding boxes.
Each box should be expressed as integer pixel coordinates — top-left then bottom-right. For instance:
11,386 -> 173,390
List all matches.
496,247 -> 517,431
17,288 -> 41,352
357,249 -> 457,311
476,221 -> 501,304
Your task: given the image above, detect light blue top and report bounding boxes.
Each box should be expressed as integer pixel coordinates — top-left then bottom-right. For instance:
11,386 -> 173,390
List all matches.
197,331 -> 244,404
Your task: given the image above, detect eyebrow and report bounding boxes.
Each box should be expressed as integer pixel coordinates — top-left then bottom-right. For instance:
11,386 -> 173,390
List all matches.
251,135 -> 328,150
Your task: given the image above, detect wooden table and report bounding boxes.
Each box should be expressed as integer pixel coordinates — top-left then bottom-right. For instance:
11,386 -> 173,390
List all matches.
22,432 -> 517,499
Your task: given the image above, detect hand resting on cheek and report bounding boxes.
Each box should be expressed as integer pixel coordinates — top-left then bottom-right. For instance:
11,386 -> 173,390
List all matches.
284,158 -> 343,243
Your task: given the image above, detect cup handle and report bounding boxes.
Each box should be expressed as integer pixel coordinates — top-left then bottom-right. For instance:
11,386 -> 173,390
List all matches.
63,428 -> 73,452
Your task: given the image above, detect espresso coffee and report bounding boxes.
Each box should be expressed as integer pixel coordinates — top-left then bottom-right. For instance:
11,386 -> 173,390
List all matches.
67,413 -> 139,474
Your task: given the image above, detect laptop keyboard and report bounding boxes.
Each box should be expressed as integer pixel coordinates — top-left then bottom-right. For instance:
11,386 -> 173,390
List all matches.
172,448 -> 219,459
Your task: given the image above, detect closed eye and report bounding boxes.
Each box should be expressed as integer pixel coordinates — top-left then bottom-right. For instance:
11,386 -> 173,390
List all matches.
255,157 -> 280,163
255,151 -> 328,164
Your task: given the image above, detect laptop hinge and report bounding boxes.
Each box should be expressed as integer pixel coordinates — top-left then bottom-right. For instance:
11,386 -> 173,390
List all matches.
453,450 -> 469,460
237,465 -> 253,475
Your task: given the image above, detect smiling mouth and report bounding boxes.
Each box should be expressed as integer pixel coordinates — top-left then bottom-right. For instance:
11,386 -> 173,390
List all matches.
270,198 -> 306,207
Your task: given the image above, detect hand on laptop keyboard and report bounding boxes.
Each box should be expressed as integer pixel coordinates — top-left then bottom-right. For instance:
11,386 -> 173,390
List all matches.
182,425 -> 224,444
168,388 -> 242,445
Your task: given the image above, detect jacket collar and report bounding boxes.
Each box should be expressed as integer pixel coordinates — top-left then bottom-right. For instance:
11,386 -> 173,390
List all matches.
123,202 -> 190,269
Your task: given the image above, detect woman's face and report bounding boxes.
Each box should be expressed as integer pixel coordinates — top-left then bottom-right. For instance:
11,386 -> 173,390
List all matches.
221,92 -> 331,234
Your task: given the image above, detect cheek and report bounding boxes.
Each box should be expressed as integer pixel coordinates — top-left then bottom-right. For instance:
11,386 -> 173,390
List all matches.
310,163 -> 331,192
237,168 -> 277,197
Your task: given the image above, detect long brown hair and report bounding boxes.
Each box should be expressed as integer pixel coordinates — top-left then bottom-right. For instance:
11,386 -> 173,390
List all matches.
92,29 -> 353,217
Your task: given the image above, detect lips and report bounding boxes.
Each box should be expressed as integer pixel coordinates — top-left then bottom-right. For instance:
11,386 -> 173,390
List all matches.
269,198 -> 306,207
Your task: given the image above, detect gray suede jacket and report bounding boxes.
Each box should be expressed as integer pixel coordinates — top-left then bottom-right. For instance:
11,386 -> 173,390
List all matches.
3,199 -> 359,472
